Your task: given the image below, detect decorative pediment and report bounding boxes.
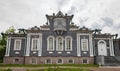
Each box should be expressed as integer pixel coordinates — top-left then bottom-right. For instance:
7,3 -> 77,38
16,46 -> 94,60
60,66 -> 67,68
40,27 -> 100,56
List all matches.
56,11 -> 64,17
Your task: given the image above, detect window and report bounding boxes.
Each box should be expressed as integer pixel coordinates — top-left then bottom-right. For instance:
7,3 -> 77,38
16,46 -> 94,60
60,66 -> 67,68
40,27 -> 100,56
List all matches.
15,59 -> 19,62
68,59 -> 74,64
47,36 -> 54,51
14,39 -> 21,50
65,36 -> 72,51
54,18 -> 66,30
31,38 -> 38,50
31,58 -> 37,64
45,59 -> 52,64
81,39 -> 88,51
82,59 -> 88,64
56,36 -> 63,51
57,59 -> 63,64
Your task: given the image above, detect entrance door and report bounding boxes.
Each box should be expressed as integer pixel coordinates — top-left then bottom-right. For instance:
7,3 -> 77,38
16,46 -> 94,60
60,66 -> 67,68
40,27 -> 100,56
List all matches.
98,40 -> 107,56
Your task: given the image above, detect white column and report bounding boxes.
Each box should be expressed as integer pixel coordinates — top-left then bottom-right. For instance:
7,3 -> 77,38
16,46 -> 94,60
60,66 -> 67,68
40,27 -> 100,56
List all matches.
77,34 -> 81,56
25,34 -> 30,56
111,39 -> 114,56
5,37 -> 11,56
38,34 -> 42,56
89,34 -> 94,56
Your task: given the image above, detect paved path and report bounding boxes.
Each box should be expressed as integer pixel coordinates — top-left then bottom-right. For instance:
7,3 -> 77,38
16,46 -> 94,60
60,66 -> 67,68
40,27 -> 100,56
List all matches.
1,66 -> 120,71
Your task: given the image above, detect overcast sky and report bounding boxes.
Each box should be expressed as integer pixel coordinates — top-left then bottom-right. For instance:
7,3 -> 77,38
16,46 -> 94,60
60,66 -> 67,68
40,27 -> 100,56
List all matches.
0,0 -> 120,37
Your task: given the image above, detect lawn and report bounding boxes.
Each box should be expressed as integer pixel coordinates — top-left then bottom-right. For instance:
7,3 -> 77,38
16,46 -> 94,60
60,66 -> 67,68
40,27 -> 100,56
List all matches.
0,68 -> 91,71
0,64 -> 98,67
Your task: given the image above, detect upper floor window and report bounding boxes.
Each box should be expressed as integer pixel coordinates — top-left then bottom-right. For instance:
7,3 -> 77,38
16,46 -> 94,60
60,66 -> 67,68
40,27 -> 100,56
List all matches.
14,39 -> 21,50
81,39 -> 88,51
47,36 -> 55,51
31,38 -> 38,51
56,36 -> 63,51
65,36 -> 72,51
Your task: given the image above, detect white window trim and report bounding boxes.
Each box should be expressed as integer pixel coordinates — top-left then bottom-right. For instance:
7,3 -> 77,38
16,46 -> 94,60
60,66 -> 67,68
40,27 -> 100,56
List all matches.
47,36 -> 55,51
65,36 -> 72,51
14,39 -> 22,50
67,59 -> 74,64
56,59 -> 63,64
45,59 -> 52,64
31,38 -> 39,51
81,39 -> 88,51
56,36 -> 64,51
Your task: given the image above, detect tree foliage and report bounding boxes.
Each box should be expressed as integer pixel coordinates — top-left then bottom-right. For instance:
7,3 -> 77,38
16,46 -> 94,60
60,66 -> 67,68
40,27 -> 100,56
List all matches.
0,26 -> 15,63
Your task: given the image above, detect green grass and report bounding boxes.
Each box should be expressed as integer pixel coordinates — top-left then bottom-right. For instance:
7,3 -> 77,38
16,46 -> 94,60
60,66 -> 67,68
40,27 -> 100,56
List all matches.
0,64 -> 98,67
27,68 -> 91,71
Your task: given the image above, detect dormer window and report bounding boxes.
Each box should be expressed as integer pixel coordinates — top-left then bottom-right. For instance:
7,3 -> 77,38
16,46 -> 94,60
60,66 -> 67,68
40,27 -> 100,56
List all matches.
54,18 -> 66,35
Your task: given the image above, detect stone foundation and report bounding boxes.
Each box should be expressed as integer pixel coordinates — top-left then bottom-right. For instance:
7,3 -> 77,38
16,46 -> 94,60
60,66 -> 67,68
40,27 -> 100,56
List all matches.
4,56 -> 94,64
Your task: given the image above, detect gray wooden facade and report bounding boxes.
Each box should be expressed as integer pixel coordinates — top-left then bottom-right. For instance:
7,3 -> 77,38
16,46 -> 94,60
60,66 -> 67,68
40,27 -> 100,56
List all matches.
3,11 -> 119,64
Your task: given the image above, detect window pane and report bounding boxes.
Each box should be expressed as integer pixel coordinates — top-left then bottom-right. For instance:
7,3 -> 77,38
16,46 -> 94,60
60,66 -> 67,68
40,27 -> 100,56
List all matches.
66,38 -> 71,50
81,39 -> 88,51
49,38 -> 53,50
15,40 -> 21,50
32,39 -> 38,50
58,38 -> 62,50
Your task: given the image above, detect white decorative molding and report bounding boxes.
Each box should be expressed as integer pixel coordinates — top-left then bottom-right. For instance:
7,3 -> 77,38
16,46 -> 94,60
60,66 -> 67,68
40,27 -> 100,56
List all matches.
5,38 -> 11,56
41,28 -> 50,30
67,52 -> 71,54
56,36 -> 64,51
38,34 -> 42,56
109,39 -> 114,56
77,34 -> 80,56
15,52 -> 19,54
14,39 -> 22,50
47,36 -> 55,51
83,52 -> 87,54
65,36 -> 72,51
31,38 -> 39,51
70,28 -> 78,31
33,51 -> 37,54
49,52 -> 53,54
25,34 -> 31,56
81,39 -> 88,51
89,34 -> 93,56
94,38 -> 110,39
98,40 -> 107,56
58,52 -> 62,54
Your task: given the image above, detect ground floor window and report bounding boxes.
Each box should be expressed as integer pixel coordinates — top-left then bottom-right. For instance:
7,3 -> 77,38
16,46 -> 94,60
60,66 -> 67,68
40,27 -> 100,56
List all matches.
31,58 -> 37,64
68,59 -> 74,64
82,59 -> 88,64
57,59 -> 63,64
15,58 -> 19,62
45,59 -> 52,64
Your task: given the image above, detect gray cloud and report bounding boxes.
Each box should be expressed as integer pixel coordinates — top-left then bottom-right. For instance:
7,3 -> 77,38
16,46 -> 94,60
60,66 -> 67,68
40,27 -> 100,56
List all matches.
0,0 -> 120,37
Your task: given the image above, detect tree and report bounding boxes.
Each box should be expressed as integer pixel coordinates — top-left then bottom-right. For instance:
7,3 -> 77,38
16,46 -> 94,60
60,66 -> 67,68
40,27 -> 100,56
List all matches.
0,26 -> 15,63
